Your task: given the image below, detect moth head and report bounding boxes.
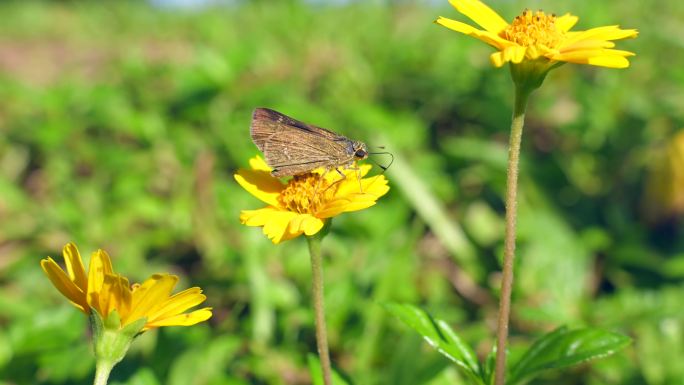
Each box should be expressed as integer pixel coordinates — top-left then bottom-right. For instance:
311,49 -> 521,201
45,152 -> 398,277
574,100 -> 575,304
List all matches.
352,141 -> 368,160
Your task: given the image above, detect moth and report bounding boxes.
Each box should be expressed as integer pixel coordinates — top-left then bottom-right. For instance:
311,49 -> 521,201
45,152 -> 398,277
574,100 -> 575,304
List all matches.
250,108 -> 369,177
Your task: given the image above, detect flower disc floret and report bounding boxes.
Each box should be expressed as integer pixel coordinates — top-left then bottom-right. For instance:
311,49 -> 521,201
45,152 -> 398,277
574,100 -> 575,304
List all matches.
278,174 -> 335,214
501,10 -> 563,52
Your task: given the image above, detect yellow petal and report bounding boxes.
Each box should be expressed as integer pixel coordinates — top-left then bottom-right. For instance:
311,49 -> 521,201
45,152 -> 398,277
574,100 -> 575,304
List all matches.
490,51 -> 506,67
363,177 -> 391,195
447,0 -> 509,33
553,49 -> 635,68
97,274 -> 121,318
489,45 -> 527,66
287,214 -> 325,237
41,257 -> 88,313
316,173 -> 389,218
563,25 -> 638,47
263,211 -> 301,243
319,199 -> 378,218
317,194 -> 380,218
555,13 -> 579,32
586,56 -> 632,68
435,16 -> 511,50
334,175 -> 389,198
234,169 -> 284,208
114,275 -> 132,320
87,249 -> 114,309
356,164 -> 373,178
240,207 -> 300,243
240,206 -> 282,226
322,164 -> 372,184
585,26 -> 639,41
125,274 -> 179,324
560,40 -> 616,53
505,45 -> 528,62
248,155 -> 272,172
144,308 -> 212,329
302,217 -> 325,236
62,243 -> 87,291
147,287 -> 207,322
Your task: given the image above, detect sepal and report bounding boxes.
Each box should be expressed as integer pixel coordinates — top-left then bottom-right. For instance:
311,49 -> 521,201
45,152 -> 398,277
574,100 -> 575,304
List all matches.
90,309 -> 146,369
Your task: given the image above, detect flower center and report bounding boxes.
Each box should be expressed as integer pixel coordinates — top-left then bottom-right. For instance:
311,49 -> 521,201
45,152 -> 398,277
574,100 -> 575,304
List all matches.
501,9 -> 563,49
277,173 -> 337,214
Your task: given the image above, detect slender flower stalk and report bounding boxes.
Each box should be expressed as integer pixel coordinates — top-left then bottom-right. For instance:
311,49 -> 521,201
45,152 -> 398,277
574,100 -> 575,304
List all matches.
494,85 -> 529,385
307,231 -> 332,385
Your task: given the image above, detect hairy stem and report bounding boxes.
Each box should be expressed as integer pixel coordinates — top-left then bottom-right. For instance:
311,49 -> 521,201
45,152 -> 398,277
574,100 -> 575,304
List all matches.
494,86 -> 530,385
307,233 -> 332,385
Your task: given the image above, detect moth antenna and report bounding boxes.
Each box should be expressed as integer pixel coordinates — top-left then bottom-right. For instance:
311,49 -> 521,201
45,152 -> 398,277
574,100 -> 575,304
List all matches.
368,151 -> 394,172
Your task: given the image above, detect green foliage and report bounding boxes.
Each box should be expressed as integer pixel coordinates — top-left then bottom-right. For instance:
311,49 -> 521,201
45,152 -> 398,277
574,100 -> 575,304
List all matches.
508,327 -> 631,385
387,303 -> 631,385
0,0 -> 681,384
384,303 -> 484,384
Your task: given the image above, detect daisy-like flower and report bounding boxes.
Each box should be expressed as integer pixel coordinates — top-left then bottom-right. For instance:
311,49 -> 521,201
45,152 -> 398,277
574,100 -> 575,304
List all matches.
234,156 -> 389,243
41,242 -> 212,331
436,0 -> 638,69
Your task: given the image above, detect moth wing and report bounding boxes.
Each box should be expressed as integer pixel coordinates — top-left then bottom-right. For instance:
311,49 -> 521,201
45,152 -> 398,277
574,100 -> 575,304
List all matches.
250,108 -> 355,176
250,108 -> 345,152
261,132 -> 344,177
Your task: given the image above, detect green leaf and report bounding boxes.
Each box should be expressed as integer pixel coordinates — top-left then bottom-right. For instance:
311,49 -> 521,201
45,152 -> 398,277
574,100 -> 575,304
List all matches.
508,327 -> 632,385
384,303 -> 484,385
481,345 -> 497,385
306,354 -> 351,385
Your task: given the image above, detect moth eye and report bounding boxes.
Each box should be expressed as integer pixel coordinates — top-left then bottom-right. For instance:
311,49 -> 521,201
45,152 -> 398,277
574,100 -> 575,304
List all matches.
355,149 -> 367,158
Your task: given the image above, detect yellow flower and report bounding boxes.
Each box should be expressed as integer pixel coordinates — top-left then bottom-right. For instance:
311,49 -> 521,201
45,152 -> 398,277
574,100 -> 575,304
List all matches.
436,0 -> 638,69
41,243 -> 212,331
235,156 -> 390,244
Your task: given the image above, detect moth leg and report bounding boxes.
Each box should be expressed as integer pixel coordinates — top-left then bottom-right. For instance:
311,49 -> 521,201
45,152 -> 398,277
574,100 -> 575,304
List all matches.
313,169 -> 330,197
318,168 -> 348,195
354,166 -> 363,193
334,167 -> 346,180
343,163 -> 363,193
335,163 -> 363,194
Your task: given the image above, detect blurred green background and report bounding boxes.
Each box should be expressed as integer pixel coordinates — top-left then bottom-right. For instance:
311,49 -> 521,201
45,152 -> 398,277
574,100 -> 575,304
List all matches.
0,0 -> 682,384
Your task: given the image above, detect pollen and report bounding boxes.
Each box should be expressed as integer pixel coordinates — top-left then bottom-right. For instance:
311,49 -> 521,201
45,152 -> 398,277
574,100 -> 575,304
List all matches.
278,173 -> 336,214
501,9 -> 564,49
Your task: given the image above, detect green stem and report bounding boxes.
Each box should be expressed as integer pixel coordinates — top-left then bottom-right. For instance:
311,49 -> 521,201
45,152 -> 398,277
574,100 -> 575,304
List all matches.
93,360 -> 113,385
494,86 -> 530,385
307,232 -> 332,385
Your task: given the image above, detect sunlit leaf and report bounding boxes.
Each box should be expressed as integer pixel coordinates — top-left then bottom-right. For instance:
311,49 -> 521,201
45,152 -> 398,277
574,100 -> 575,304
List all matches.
508,327 -> 631,384
384,303 -> 484,385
